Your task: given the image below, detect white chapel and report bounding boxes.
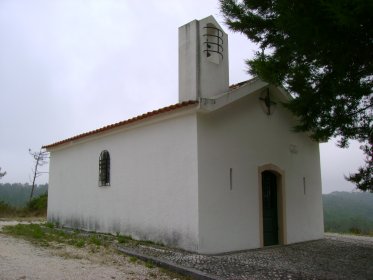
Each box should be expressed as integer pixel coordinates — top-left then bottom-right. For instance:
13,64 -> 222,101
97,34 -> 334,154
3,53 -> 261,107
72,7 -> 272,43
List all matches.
44,16 -> 324,254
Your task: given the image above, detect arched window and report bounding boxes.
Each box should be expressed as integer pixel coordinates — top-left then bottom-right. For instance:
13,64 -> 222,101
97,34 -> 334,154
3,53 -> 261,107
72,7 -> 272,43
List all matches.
99,150 -> 110,186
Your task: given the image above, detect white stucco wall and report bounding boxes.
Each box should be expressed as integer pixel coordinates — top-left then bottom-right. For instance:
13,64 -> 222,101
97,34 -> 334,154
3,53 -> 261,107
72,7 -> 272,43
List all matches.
197,88 -> 324,253
48,112 -> 199,251
47,85 -> 324,254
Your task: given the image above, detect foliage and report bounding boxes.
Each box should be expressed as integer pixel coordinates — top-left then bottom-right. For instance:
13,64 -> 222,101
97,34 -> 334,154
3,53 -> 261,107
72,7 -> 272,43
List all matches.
220,0 -> 373,191
0,183 -> 48,207
0,185 -> 48,217
0,201 -> 19,217
323,191 -> 373,235
88,236 -> 102,246
145,260 -> 155,269
0,167 -> 6,179
26,193 -> 48,215
117,234 -> 133,244
345,142 -> 372,192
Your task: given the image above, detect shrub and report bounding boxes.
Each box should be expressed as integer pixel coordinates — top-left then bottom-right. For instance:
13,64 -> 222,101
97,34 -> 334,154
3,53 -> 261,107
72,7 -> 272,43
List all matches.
26,193 -> 47,215
0,201 -> 18,217
75,239 -> 85,248
349,227 -> 362,235
89,236 -> 102,246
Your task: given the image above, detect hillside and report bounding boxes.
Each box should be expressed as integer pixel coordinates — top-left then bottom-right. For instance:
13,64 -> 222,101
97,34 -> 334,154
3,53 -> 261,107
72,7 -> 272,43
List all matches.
0,183 -> 48,207
323,191 -> 373,234
1,184 -> 372,235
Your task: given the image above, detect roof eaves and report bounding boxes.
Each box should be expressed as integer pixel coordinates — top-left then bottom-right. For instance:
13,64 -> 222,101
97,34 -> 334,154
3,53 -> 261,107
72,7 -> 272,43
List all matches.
43,100 -> 198,150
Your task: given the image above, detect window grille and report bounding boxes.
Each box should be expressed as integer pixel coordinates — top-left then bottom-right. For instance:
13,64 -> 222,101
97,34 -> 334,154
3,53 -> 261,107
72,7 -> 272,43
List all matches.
99,150 -> 110,186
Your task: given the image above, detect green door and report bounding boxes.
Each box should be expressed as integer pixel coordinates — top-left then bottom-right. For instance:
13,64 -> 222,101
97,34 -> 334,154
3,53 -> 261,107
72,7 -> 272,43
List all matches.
262,171 -> 279,246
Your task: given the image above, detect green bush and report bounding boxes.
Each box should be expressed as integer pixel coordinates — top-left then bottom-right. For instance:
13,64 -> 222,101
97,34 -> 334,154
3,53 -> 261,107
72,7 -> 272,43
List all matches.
0,201 -> 19,217
0,193 -> 49,217
27,193 -> 48,215
75,239 -> 86,248
89,236 -> 102,246
349,227 -> 362,235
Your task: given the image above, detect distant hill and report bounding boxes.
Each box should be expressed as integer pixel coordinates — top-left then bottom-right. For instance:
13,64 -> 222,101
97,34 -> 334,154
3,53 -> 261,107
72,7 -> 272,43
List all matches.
0,183 -> 48,207
323,191 -> 373,235
1,184 -> 372,235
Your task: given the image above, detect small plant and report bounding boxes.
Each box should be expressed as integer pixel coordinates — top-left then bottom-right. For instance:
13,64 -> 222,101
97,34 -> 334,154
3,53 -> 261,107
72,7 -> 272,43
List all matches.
117,234 -> 133,244
142,239 -> 156,245
117,235 -> 128,244
55,229 -> 68,239
45,222 -> 55,229
145,260 -> 155,269
31,225 -> 44,239
75,239 -> 85,248
129,256 -> 138,263
89,236 -> 102,246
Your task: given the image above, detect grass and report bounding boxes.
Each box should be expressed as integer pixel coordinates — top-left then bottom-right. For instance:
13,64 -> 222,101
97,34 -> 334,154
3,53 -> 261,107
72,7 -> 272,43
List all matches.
117,234 -> 132,244
1,221 -> 194,280
145,260 -> 155,268
129,256 -> 138,263
89,236 -> 102,246
74,239 -> 86,248
1,222 -> 163,251
1,223 -> 104,249
5,223 -> 45,239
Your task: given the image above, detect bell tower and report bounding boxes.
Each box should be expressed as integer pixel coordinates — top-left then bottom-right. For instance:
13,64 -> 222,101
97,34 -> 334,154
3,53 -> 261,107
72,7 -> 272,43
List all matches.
178,16 -> 229,102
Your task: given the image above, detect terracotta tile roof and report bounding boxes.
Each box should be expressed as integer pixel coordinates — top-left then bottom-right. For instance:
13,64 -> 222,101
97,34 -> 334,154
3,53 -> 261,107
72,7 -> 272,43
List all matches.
228,78 -> 257,91
43,79 -> 256,150
43,100 -> 198,150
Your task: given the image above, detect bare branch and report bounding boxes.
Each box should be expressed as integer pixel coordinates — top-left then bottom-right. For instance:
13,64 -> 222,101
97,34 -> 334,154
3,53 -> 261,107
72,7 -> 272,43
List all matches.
29,148 -> 49,201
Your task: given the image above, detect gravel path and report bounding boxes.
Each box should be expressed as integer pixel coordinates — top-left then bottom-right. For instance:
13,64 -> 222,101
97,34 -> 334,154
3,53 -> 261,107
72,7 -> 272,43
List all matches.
1,220 -> 372,280
118,233 -> 373,280
0,221 -> 180,280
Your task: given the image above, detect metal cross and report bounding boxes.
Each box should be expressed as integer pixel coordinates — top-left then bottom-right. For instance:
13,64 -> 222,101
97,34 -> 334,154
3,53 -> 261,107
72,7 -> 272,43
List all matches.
260,88 -> 277,115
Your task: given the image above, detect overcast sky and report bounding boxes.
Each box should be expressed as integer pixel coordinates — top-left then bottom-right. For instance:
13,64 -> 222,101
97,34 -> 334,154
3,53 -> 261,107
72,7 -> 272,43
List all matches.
0,0 -> 364,193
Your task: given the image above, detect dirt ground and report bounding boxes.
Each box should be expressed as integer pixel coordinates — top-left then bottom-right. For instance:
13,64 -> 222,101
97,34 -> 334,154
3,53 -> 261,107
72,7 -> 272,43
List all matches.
0,221 -> 181,280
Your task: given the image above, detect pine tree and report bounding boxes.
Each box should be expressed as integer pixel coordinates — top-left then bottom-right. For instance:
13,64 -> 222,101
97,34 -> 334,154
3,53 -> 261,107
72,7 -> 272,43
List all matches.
220,0 -> 372,191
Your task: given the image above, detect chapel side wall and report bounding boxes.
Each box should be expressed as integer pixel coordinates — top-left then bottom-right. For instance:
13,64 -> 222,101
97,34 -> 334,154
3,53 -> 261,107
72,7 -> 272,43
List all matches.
197,90 -> 324,254
48,113 -> 199,251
